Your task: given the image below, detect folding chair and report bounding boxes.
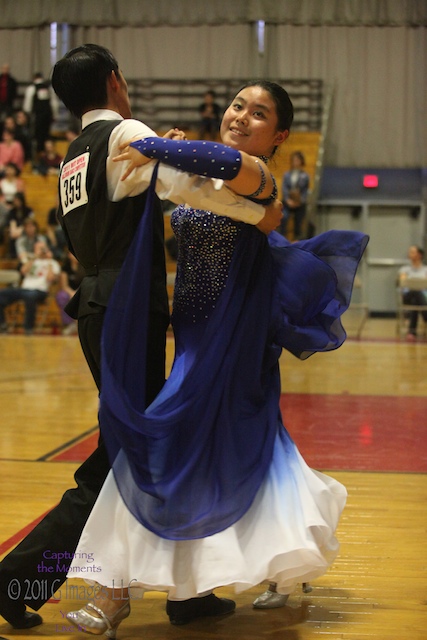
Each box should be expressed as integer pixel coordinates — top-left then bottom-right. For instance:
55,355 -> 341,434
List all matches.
344,275 -> 369,339
396,277 -> 427,338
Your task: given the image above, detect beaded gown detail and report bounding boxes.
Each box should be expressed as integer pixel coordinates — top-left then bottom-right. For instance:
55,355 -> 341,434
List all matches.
68,172 -> 368,597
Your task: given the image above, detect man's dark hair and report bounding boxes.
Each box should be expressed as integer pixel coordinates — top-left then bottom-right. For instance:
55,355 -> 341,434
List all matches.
51,44 -> 120,119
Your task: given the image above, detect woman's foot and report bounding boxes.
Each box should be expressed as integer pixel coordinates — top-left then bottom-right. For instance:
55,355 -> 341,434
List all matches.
253,581 -> 313,609
253,583 -> 289,609
66,586 -> 130,637
253,589 -> 289,609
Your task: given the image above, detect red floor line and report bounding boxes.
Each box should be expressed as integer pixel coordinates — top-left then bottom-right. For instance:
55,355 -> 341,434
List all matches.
49,432 -> 98,462
38,427 -> 98,462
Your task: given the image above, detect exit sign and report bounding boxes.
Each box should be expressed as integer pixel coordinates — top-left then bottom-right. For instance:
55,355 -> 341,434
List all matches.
363,174 -> 379,188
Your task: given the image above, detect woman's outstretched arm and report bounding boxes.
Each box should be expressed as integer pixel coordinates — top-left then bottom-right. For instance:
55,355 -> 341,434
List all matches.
114,135 -> 275,203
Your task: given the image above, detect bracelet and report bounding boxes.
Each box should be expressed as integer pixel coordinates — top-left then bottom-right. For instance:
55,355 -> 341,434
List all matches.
247,160 -> 267,198
247,170 -> 278,205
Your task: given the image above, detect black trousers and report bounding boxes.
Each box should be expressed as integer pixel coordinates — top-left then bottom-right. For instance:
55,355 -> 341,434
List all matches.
0,310 -> 168,611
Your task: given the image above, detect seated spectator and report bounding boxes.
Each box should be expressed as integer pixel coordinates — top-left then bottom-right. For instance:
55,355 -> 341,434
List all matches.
198,90 -> 221,140
15,217 -> 48,264
6,192 -> 34,257
0,240 -> 60,334
33,138 -> 63,176
0,189 -> 9,250
398,245 -> 427,341
1,114 -> 17,137
0,162 -> 25,206
14,109 -> 33,163
55,250 -> 84,335
45,196 -> 66,261
0,129 -> 24,175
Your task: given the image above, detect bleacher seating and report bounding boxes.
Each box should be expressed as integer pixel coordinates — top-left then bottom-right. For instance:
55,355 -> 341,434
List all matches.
0,163 -> 62,331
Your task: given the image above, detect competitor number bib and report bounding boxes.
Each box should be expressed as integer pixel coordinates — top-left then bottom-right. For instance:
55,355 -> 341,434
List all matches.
60,152 -> 89,215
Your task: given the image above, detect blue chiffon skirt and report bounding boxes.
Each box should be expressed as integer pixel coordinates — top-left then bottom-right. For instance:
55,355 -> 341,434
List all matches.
99,173 -> 368,542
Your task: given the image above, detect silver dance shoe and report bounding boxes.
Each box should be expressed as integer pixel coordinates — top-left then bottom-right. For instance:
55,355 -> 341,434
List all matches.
252,589 -> 289,609
66,600 -> 130,638
253,582 -> 312,609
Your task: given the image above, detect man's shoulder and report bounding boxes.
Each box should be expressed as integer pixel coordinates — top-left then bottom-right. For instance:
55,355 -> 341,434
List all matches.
107,119 -> 157,153
112,118 -> 156,138
79,117 -> 152,140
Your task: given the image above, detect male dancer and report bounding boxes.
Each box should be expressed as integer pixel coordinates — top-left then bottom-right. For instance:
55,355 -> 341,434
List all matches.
0,44 -> 282,629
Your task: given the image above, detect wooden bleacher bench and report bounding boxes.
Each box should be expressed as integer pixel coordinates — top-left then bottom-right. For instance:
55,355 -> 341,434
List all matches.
20,173 -> 58,231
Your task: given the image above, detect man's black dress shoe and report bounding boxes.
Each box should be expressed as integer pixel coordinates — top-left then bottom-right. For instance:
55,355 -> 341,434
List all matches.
0,591 -> 43,629
166,593 -> 235,625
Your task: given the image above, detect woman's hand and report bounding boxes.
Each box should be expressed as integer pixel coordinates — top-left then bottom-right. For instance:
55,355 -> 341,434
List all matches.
256,199 -> 283,235
113,129 -> 187,181
113,136 -> 152,181
162,128 -> 187,141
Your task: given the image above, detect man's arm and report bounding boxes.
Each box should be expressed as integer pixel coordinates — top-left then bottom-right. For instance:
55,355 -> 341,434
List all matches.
106,120 -> 267,226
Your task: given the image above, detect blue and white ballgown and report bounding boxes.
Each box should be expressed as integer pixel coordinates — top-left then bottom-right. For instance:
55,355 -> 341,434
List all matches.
68,167 -> 368,599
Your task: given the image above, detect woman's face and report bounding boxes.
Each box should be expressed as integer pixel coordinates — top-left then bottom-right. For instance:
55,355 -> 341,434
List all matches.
4,117 -> 15,131
408,246 -> 421,262
291,153 -> 303,169
16,111 -> 27,125
24,222 -> 37,237
5,165 -> 17,179
220,86 -> 287,157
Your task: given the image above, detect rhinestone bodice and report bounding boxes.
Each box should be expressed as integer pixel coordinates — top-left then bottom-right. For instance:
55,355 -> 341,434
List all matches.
171,206 -> 243,324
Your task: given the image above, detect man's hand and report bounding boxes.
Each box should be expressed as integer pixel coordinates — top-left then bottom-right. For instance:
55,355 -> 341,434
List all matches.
256,199 -> 283,235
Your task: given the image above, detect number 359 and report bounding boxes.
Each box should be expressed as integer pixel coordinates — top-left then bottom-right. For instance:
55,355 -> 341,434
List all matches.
63,173 -> 82,207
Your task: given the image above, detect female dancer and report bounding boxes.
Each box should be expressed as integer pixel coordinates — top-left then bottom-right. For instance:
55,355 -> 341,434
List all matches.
65,82 -> 367,636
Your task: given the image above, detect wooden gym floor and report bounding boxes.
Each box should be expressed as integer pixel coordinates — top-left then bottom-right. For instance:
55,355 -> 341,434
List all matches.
0,317 -> 426,639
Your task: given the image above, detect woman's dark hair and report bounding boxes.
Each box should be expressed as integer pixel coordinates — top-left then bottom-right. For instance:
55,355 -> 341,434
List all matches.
5,162 -> 20,176
291,151 -> 306,166
241,80 -> 294,133
13,192 -> 26,207
51,44 -> 120,119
